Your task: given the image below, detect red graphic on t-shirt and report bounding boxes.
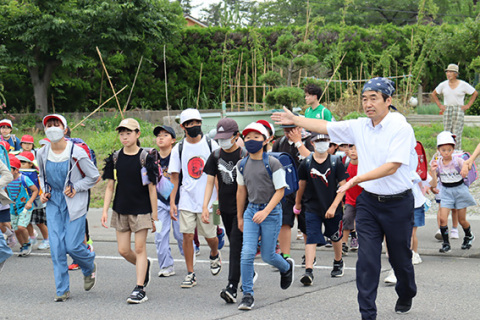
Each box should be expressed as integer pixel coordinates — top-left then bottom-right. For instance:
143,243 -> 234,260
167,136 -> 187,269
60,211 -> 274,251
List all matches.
188,157 -> 205,179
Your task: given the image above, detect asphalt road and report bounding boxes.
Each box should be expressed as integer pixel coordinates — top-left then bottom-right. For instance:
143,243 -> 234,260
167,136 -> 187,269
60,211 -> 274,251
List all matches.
2,209 -> 480,320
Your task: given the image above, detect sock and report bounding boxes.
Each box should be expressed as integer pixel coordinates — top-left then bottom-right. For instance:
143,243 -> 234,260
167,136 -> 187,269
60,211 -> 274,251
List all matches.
306,268 -> 313,273
351,231 -> 357,238
136,285 -> 144,290
188,271 -> 194,275
209,253 -> 219,260
463,226 -> 472,237
334,259 -> 343,263
282,253 -> 291,259
4,228 -> 12,237
440,226 -> 449,244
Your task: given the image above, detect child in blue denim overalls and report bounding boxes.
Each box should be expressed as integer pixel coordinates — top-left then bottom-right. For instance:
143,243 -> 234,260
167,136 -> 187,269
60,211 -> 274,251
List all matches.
37,114 -> 99,302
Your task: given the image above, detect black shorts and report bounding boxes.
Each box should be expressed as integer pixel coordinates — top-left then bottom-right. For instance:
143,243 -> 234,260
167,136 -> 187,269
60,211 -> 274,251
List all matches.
0,208 -> 10,223
305,211 -> 343,245
342,204 -> 356,231
31,208 -> 47,225
281,200 -> 306,234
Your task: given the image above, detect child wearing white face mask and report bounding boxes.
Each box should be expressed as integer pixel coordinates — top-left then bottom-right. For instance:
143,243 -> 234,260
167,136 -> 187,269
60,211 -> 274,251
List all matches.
295,133 -> 349,286
37,114 -> 100,302
203,118 -> 248,304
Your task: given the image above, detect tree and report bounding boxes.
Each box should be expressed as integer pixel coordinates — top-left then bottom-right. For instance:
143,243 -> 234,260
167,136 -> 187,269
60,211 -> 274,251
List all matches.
0,0 -> 183,116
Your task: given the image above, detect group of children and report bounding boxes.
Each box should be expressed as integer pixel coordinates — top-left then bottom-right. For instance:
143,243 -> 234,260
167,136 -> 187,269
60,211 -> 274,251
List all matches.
1,85 -> 478,309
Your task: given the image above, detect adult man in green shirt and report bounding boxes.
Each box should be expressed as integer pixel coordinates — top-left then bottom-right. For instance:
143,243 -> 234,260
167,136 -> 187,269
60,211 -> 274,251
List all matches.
304,84 -> 332,121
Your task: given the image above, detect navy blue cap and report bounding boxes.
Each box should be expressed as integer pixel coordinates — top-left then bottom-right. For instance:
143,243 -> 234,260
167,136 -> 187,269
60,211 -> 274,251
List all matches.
153,125 -> 176,139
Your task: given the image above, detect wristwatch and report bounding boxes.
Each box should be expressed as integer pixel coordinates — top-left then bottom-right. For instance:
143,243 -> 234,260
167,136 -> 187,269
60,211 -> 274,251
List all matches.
294,141 -> 302,149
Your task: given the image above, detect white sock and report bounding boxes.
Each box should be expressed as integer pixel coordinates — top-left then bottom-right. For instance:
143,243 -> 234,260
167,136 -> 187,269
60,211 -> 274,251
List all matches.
4,228 -> 12,237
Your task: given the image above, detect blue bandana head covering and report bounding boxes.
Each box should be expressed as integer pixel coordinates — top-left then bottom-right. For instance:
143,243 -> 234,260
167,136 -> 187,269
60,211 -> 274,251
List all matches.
362,77 -> 395,96
362,77 -> 397,110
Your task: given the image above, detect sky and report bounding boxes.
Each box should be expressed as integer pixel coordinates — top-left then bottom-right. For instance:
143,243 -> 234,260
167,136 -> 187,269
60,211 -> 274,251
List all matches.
190,0 -> 221,17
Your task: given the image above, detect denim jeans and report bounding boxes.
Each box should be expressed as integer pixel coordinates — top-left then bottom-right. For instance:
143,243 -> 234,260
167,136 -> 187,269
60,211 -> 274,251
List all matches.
241,203 -> 289,295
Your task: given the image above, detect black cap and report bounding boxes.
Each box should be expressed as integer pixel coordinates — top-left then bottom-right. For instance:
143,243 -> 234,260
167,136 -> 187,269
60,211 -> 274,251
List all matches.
153,125 -> 176,139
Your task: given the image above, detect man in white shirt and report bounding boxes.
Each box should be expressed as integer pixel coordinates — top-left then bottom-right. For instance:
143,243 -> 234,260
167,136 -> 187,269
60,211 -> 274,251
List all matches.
272,77 -> 417,320
432,64 -> 478,149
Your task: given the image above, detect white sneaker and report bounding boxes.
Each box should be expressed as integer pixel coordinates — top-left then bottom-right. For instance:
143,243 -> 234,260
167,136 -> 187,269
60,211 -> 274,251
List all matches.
296,231 -> 304,240
158,265 -> 175,277
412,251 -> 422,265
384,270 -> 397,285
435,230 -> 442,241
210,252 -> 222,276
450,228 -> 459,239
38,240 -> 50,250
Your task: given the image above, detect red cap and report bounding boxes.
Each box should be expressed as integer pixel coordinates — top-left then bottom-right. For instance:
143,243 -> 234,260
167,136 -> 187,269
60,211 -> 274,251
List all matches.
21,135 -> 34,144
9,154 -> 20,169
0,141 -> 11,151
17,151 -> 35,163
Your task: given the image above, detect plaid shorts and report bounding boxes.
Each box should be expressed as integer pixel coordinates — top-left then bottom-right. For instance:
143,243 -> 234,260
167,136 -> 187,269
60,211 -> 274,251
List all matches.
31,208 -> 47,225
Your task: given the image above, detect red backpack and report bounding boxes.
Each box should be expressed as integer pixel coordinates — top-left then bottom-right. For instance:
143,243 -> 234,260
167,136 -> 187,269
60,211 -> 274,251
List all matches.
415,141 -> 427,180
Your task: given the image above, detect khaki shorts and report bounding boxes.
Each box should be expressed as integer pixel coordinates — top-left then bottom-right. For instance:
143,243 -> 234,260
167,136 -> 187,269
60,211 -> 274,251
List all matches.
179,210 -> 216,238
110,210 -> 152,233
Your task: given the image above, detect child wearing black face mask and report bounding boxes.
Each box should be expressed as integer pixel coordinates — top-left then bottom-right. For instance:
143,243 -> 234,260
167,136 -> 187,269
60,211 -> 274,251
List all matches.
168,108 -> 222,289
236,122 -> 294,311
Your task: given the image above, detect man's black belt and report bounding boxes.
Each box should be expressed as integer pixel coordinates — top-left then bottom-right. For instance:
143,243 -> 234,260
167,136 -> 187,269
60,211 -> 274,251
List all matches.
364,189 -> 412,203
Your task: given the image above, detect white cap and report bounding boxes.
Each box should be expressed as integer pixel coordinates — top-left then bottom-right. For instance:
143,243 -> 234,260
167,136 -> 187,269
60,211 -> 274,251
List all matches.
242,122 -> 269,139
180,108 -> 202,125
437,131 -> 456,146
0,119 -> 12,128
43,114 -> 67,128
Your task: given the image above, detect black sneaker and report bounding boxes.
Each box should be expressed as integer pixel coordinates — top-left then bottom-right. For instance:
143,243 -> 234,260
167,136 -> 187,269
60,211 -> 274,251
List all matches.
331,259 -> 344,277
325,238 -> 333,248
395,298 -> 412,314
127,287 -> 148,304
144,258 -> 151,288
220,283 -> 237,303
280,257 -> 294,289
238,294 -> 254,310
461,234 -> 475,250
300,271 -> 314,286
439,243 -> 451,253
342,243 -> 349,256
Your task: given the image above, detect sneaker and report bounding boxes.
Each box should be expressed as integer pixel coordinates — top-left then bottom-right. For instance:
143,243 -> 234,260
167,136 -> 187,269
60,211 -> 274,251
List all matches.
301,255 -> 316,268
217,227 -> 225,250
325,238 -> 333,248
195,245 -> 200,256
158,265 -> 175,277
19,243 -> 32,257
439,243 -> 451,253
412,251 -> 422,265
38,239 -> 50,250
461,234 -> 475,250
238,294 -> 254,310
296,231 -> 304,240
435,229 -> 443,241
210,252 -> 222,276
29,237 -> 38,247
395,298 -> 413,314
350,237 -> 359,251
54,291 -> 70,302
239,271 -> 258,292
342,242 -> 349,256
84,262 -> 97,291
384,269 -> 397,285
143,258 -> 151,287
68,263 -> 80,271
450,228 -> 459,239
300,271 -> 314,286
220,283 -> 237,303
331,259 -> 344,277
87,243 -> 94,252
127,286 -> 148,304
280,257 -> 294,289
181,273 -> 197,288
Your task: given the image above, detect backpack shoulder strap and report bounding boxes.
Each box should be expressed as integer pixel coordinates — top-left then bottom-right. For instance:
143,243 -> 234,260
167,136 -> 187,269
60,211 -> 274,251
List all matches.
321,107 -> 325,119
113,150 -> 121,168
262,152 -> 273,178
239,147 -> 248,159
205,135 -> 213,153
213,148 -> 221,160
140,148 -> 148,168
305,153 -> 314,170
178,139 -> 184,164
238,155 -> 250,175
330,154 -> 339,175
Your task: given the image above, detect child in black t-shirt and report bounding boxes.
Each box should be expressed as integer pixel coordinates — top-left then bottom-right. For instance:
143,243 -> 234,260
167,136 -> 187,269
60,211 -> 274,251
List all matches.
202,118 -> 247,304
295,133 -> 348,286
101,118 -> 158,304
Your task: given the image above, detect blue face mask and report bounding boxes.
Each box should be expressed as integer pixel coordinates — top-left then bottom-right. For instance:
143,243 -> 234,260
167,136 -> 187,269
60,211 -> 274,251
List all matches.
245,139 -> 264,154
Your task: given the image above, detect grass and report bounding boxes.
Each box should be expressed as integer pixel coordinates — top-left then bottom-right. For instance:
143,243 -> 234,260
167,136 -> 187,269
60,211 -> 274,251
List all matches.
11,116 -> 480,208
415,103 -> 440,115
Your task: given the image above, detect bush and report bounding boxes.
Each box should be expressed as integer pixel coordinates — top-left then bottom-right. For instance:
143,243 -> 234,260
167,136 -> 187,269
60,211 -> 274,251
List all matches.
465,82 -> 480,115
265,87 -> 304,110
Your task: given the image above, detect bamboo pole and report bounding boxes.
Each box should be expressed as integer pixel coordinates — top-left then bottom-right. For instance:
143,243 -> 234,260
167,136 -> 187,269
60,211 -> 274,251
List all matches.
196,62 -> 203,108
357,64 -> 362,112
123,55 -> 143,113
72,85 -> 128,130
51,94 -> 55,114
263,58 -> 267,111
317,52 -> 347,103
229,66 -> 234,112
253,50 -> 257,110
237,53 -> 243,112
96,47 -> 124,119
245,62 -> 248,110
99,70 -> 104,107
163,45 -> 171,123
